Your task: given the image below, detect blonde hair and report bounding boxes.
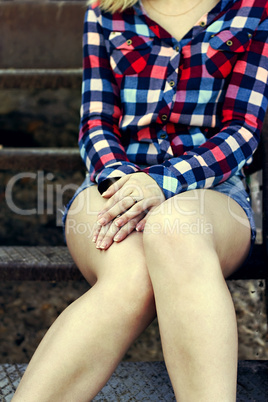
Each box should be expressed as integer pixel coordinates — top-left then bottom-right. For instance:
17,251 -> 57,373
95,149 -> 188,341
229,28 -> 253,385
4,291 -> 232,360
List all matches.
88,0 -> 138,14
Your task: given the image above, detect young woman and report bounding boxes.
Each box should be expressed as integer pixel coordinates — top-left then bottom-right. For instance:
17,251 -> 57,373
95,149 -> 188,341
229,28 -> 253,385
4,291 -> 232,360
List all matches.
13,0 -> 268,400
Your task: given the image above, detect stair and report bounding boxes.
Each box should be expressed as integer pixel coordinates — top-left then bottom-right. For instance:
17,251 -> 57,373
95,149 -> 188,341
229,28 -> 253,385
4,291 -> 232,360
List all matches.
1,361 -> 267,401
0,1 -> 85,89
0,244 -> 266,281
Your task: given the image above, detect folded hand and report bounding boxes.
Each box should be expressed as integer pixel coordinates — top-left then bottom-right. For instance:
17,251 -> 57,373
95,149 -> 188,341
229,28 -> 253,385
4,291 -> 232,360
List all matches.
93,173 -> 165,250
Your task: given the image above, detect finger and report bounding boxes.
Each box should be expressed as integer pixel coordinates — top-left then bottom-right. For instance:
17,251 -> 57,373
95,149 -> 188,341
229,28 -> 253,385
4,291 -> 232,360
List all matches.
135,202 -> 160,232
98,177 -> 143,217
113,213 -> 145,243
92,222 -> 102,243
97,190 -> 130,219
95,221 -> 115,249
135,218 -> 146,232
102,186 -> 134,210
113,196 -> 153,228
113,201 -> 143,227
97,196 -> 138,226
96,220 -> 120,250
135,203 -> 161,232
101,176 -> 129,198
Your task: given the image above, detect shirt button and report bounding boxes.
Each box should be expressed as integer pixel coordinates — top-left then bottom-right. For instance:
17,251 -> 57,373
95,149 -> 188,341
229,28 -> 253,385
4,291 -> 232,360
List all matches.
200,21 -> 206,27
159,133 -> 167,139
175,45 -> 180,52
126,39 -> 132,45
226,40 -> 233,46
161,114 -> 168,122
169,80 -> 175,87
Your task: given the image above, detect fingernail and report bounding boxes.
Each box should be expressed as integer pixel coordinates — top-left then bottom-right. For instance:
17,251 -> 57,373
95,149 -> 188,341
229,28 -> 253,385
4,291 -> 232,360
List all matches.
96,241 -> 102,249
100,242 -> 107,249
114,234 -> 121,241
97,217 -> 106,225
136,225 -> 142,232
92,235 -> 97,243
115,219 -> 123,227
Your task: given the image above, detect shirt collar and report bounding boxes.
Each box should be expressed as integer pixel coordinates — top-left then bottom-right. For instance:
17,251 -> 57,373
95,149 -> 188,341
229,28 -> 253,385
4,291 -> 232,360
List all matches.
133,0 -> 236,40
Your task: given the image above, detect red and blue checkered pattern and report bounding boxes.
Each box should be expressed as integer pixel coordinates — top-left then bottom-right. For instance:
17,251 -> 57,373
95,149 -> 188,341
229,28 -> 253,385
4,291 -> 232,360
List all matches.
79,0 -> 268,199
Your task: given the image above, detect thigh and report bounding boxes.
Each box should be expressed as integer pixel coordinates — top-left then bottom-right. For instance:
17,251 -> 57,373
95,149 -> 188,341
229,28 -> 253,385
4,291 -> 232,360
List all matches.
65,185 -> 150,287
198,189 -> 251,276
154,189 -> 252,278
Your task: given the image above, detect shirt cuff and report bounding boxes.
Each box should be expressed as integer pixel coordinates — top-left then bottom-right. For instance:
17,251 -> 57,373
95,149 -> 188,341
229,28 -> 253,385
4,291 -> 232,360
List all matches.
96,162 -> 141,185
143,165 -> 183,199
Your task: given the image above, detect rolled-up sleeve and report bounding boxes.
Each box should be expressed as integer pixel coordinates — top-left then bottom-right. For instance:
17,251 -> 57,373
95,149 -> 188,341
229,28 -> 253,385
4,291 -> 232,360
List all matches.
79,6 -> 141,186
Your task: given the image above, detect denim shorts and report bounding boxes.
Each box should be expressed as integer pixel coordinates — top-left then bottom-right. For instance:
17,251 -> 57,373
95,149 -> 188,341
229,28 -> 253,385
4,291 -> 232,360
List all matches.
62,173 -> 256,253
211,174 -> 256,254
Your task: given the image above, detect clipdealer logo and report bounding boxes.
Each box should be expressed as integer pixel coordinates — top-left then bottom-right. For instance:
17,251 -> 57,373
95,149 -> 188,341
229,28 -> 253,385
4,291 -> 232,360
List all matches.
5,171 -> 79,225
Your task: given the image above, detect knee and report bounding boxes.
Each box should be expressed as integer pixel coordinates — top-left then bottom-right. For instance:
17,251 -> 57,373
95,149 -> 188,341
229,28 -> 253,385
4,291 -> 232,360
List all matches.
143,197 -> 218,281
121,270 -> 155,314
99,262 -> 156,320
143,194 -> 213,249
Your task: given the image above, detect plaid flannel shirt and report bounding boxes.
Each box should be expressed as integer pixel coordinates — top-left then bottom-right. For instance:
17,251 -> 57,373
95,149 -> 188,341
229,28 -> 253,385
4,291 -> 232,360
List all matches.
79,0 -> 268,199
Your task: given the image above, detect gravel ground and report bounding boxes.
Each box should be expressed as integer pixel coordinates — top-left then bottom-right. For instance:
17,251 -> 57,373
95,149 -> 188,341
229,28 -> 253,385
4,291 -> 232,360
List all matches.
0,279 -> 267,364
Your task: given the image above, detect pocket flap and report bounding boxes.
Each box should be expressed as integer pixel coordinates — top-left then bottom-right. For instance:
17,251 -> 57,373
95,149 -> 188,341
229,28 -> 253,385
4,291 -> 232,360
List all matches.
209,29 -> 252,53
109,31 -> 153,51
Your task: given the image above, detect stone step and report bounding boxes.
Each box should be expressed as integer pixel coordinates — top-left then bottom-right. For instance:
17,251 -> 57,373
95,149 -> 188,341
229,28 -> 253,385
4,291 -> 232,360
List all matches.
0,1 -> 86,89
0,361 -> 267,401
0,245 -> 266,281
0,68 -> 82,90
0,148 -> 84,171
0,246 -> 83,281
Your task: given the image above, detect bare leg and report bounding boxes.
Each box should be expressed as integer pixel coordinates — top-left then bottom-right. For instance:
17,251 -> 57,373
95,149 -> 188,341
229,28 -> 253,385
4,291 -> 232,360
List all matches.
13,187 -> 251,401
13,186 -> 156,402
143,189 -> 251,402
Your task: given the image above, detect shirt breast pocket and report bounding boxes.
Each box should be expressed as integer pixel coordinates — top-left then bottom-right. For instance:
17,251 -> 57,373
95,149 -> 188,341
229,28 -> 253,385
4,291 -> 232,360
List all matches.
109,32 -> 153,76
205,29 -> 252,79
